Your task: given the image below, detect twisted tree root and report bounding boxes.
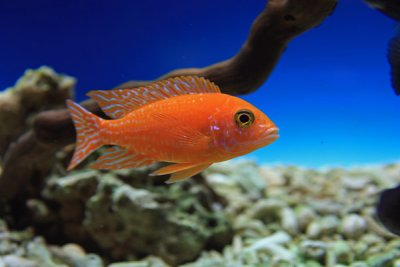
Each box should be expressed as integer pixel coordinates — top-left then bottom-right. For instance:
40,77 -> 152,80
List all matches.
0,0 -> 337,200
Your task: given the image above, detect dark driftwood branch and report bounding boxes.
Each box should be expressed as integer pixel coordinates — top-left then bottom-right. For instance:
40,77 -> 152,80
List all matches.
0,0 -> 337,200
119,0 -> 337,94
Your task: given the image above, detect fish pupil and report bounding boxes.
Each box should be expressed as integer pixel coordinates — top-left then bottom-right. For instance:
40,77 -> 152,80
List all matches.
239,114 -> 250,123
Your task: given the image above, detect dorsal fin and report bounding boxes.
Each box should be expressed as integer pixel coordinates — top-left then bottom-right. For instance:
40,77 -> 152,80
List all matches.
87,76 -> 221,119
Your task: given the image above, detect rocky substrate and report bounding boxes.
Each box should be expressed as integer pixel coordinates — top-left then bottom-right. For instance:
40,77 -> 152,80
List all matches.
1,161 -> 399,267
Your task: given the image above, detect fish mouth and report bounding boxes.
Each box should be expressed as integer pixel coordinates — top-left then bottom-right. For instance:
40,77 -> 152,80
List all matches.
263,127 -> 280,140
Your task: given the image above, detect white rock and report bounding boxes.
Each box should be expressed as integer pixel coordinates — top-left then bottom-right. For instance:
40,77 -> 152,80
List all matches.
341,214 -> 367,238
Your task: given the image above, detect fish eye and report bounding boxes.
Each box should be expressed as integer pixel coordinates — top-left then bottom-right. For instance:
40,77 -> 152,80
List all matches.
234,109 -> 255,128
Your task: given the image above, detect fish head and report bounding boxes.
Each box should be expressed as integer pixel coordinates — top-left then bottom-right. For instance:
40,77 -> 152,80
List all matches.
210,95 -> 279,157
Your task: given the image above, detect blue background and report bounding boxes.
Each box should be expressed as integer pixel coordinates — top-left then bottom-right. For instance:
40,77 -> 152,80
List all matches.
1,0 -> 399,167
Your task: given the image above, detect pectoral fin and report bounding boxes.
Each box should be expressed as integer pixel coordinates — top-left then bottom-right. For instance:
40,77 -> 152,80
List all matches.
152,113 -> 210,148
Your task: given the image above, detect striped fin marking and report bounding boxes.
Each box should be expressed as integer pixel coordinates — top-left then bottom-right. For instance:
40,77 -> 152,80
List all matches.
67,100 -> 102,170
90,146 -> 155,170
87,76 -> 221,119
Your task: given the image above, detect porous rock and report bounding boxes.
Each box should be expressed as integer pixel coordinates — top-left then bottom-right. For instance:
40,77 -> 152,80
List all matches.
0,66 -> 75,157
42,170 -> 232,266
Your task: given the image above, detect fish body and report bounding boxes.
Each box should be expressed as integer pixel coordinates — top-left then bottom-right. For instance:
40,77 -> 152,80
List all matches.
388,32 -> 400,95
67,76 -> 279,182
364,0 -> 400,21
364,0 -> 400,95
365,0 -> 400,233
376,184 -> 400,235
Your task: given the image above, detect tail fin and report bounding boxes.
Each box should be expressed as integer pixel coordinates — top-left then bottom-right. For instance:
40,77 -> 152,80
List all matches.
66,100 -> 103,170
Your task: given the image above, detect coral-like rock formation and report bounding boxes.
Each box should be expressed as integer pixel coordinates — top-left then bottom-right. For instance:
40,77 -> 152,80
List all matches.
0,67 -> 75,200
36,169 -> 232,266
0,66 -> 75,157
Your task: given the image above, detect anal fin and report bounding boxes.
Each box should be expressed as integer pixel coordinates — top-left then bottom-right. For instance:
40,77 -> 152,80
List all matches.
90,146 -> 155,170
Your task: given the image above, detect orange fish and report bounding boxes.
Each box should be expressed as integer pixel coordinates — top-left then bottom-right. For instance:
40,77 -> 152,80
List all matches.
67,76 -> 279,183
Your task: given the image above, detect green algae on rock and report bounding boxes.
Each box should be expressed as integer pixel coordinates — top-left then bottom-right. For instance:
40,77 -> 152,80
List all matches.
40,169 -> 233,266
0,66 -> 75,157
0,66 -> 76,201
